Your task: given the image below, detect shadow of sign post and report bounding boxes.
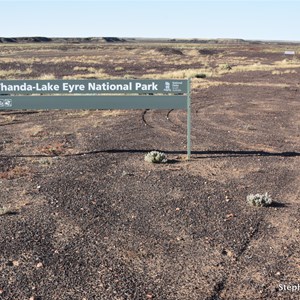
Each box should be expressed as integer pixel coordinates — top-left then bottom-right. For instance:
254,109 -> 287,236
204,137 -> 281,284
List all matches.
0,79 -> 191,159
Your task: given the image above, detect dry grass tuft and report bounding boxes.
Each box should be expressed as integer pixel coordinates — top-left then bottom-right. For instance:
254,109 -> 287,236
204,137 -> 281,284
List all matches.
142,68 -> 213,79
39,73 -> 56,80
73,66 -> 88,71
272,69 -> 297,75
0,166 -> 30,180
192,78 -> 291,90
0,68 -> 33,78
39,143 -> 66,156
101,110 -> 125,117
63,68 -> 117,79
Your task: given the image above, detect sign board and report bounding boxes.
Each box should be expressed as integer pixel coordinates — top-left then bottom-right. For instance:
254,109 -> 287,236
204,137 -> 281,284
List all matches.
0,79 -> 191,158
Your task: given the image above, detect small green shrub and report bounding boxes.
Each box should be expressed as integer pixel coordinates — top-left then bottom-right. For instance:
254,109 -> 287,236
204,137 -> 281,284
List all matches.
144,151 -> 167,163
219,63 -> 232,70
247,192 -> 272,207
0,206 -> 16,216
0,206 -> 9,216
195,73 -> 207,79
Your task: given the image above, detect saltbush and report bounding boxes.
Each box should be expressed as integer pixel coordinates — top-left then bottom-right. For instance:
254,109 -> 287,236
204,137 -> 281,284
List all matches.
144,151 -> 167,163
247,192 -> 272,207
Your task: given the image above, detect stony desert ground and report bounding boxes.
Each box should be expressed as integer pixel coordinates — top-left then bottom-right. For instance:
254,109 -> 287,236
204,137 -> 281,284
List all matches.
0,38 -> 300,300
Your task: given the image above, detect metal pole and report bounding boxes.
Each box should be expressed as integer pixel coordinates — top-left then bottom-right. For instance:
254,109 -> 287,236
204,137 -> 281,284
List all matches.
187,78 -> 191,160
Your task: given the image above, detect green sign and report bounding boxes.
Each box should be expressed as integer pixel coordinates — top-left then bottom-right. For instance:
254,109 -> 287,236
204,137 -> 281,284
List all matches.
0,79 -> 191,158
0,96 -> 186,110
0,80 -> 187,94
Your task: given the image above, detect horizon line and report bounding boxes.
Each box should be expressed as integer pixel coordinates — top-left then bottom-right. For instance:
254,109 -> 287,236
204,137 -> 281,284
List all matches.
1,36 -> 300,43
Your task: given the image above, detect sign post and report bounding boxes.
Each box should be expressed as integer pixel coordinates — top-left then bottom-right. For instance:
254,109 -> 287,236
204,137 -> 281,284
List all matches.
0,79 -> 191,159
187,78 -> 191,160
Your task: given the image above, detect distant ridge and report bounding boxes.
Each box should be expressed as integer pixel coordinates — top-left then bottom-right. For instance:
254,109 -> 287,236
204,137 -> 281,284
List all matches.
0,37 -> 299,45
0,37 -> 125,43
0,37 -> 247,44
0,37 -> 52,43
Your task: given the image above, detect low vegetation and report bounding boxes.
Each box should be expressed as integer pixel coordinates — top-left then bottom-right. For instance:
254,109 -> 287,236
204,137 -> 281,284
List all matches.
144,151 -> 168,163
1,42 -> 300,81
0,166 -> 30,180
247,192 -> 273,207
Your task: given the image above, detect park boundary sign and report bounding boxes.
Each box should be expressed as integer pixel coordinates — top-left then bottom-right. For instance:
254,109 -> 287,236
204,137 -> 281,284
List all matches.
0,79 -> 191,159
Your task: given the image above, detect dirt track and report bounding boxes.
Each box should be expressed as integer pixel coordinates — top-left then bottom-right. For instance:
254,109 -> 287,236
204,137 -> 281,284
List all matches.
0,42 -> 300,299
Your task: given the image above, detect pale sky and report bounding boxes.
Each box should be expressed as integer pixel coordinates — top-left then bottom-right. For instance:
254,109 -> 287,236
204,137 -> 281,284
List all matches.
1,0 -> 300,41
